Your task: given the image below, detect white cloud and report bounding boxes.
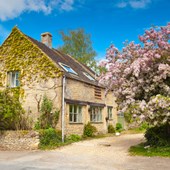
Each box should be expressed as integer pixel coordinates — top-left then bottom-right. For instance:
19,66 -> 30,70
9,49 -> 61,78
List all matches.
116,2 -> 128,8
129,0 -> 151,8
0,25 -> 10,44
116,0 -> 152,9
60,0 -> 74,11
0,0 -> 76,21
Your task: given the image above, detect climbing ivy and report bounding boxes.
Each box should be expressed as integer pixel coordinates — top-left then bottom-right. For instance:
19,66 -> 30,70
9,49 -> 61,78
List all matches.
0,27 -> 62,90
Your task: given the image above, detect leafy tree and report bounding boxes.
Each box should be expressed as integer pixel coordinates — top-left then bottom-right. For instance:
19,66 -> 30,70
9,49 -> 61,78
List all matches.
58,29 -> 97,69
99,23 -> 170,127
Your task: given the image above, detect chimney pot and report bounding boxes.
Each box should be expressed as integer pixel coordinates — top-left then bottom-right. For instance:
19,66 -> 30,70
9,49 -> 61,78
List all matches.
41,32 -> 52,48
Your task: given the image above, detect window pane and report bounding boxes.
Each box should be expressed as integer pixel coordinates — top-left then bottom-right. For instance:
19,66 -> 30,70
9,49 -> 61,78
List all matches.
83,72 -> 95,81
110,111 -> 112,119
78,112 -> 82,122
74,114 -> 77,122
69,105 -> 73,113
100,112 -> 102,121
107,107 -> 112,119
62,64 -> 77,75
69,113 -> 72,122
90,112 -> 93,121
78,106 -> 82,123
16,80 -> 19,87
94,113 -> 95,121
11,72 -> 15,87
74,105 -> 77,114
96,113 -> 99,122
15,72 -> 19,79
110,108 -> 112,119
78,106 -> 82,114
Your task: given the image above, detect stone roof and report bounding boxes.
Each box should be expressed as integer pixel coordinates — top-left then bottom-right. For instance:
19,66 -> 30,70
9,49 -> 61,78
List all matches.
27,35 -> 99,86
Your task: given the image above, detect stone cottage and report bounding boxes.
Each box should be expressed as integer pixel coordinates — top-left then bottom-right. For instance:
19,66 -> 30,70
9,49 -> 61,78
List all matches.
0,27 -> 117,135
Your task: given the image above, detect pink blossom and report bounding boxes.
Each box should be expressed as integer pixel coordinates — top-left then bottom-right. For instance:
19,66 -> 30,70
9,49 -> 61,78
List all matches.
99,23 -> 170,126
99,60 -> 107,67
155,53 -> 161,58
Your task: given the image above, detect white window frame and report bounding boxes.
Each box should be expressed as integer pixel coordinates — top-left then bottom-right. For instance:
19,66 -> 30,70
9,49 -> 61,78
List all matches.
83,72 -> 95,81
69,105 -> 82,123
107,107 -> 113,119
59,62 -> 77,75
118,112 -> 124,117
7,71 -> 20,88
90,107 -> 102,122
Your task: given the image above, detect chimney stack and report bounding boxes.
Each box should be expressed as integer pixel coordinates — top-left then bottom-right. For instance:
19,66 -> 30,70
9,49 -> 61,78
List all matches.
41,32 -> 52,48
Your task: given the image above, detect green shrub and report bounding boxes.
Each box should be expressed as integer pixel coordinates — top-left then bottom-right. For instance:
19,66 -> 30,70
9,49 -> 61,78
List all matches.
139,122 -> 149,131
124,111 -> 133,123
34,95 -> 60,129
0,89 -> 25,130
145,123 -> 170,147
39,128 -> 62,149
34,120 -> 41,130
83,122 -> 97,137
67,134 -> 81,142
129,122 -> 149,133
108,124 -> 115,133
116,123 -> 123,132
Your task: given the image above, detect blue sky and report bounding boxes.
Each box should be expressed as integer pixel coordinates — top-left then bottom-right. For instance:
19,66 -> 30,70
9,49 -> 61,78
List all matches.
0,0 -> 169,60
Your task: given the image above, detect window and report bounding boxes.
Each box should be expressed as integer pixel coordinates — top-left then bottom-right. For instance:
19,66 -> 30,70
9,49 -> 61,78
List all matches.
94,86 -> 102,99
7,71 -> 20,87
83,72 -> 95,81
69,105 -> 82,123
107,107 -> 113,119
59,63 -> 77,75
90,107 -> 102,122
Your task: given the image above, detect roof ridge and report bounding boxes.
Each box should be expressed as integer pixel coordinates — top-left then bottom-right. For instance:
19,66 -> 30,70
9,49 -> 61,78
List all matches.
0,26 -> 19,47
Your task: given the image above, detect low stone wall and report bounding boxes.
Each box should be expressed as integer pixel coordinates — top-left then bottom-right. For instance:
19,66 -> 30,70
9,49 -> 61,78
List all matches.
0,130 -> 39,151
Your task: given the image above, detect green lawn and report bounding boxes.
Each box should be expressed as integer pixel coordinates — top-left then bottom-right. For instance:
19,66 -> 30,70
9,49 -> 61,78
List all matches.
129,143 -> 170,157
122,129 -> 146,134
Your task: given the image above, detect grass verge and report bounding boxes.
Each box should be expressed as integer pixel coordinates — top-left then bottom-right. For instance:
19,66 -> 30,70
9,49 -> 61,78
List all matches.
39,140 -> 73,150
38,127 -> 116,150
129,143 -> 170,157
40,134 -> 116,150
122,128 -> 146,134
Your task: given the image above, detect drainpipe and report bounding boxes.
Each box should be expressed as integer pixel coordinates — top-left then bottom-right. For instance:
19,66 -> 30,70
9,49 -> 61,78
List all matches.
62,75 -> 66,143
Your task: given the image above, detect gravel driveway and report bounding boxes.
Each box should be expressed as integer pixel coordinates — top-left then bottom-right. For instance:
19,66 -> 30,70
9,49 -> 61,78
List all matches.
0,134 -> 169,170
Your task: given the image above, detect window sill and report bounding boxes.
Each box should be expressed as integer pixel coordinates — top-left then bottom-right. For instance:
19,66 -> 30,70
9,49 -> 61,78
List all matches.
6,86 -> 20,89
90,122 -> 103,124
108,118 -> 113,120
69,122 -> 83,125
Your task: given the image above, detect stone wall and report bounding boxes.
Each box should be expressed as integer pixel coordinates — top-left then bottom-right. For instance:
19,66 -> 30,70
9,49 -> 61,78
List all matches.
0,130 -> 39,151
22,77 -> 62,121
64,78 -> 117,135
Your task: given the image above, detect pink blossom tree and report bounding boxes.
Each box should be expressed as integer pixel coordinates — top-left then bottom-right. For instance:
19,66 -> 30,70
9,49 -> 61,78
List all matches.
99,23 -> 170,126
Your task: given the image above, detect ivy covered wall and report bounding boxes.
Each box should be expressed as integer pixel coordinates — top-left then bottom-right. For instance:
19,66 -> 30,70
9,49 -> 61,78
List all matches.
0,27 -> 62,88
0,27 -> 63,121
